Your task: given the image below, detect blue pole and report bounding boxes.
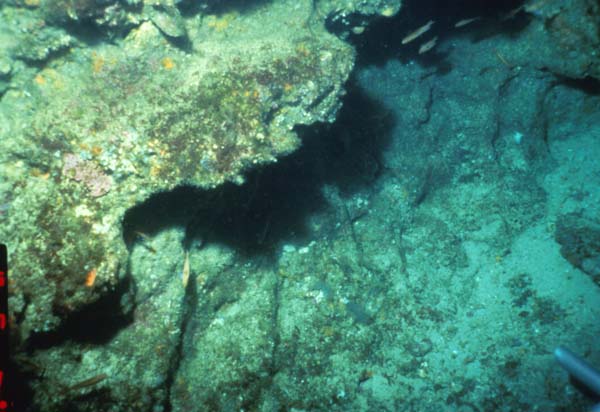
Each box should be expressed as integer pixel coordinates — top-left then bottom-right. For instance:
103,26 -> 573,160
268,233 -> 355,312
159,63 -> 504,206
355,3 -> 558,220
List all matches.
555,346 -> 600,398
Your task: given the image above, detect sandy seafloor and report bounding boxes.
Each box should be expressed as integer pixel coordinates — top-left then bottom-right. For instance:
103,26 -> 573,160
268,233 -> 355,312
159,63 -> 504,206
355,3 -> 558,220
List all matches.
337,49 -> 600,410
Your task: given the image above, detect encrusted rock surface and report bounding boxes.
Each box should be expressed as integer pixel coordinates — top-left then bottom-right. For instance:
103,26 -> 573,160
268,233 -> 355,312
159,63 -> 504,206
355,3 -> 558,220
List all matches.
0,0 -> 363,342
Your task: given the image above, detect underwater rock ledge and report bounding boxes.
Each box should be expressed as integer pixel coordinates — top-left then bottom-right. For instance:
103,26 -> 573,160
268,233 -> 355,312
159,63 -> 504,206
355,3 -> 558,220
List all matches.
0,0 -> 406,343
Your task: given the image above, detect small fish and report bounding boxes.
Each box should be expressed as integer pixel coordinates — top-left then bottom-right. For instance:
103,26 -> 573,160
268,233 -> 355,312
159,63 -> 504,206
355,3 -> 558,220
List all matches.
418,36 -> 438,54
524,0 -> 552,15
494,49 -> 513,68
134,231 -> 157,254
401,20 -> 434,45
502,5 -> 524,20
454,17 -> 480,28
67,373 -> 107,391
182,250 -> 190,288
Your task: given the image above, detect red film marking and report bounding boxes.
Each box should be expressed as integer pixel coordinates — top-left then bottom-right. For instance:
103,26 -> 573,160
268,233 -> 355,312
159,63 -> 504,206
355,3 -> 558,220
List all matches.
0,314 -> 4,330
0,271 -> 4,287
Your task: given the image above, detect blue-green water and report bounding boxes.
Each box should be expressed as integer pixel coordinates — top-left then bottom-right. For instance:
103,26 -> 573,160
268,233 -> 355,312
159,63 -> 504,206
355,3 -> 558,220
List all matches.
1,0 -> 600,411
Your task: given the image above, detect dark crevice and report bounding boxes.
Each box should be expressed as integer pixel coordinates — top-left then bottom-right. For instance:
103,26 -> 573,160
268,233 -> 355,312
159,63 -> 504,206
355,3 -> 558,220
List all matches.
556,75 -> 600,96
122,81 -> 395,257
24,274 -> 134,351
163,266 -> 199,412
418,86 -> 434,126
351,0 -> 528,68
179,0 -> 271,16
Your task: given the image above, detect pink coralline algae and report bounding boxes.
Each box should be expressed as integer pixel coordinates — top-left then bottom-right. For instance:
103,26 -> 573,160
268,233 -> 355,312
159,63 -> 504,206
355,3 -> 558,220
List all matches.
62,153 -> 113,197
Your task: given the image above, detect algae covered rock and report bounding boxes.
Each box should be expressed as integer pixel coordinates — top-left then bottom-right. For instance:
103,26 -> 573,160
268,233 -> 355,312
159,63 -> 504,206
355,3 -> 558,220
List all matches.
0,0 -> 404,409
40,0 -> 138,27
0,0 -> 354,343
146,2 -> 186,39
509,0 -> 600,80
555,213 -> 600,283
316,0 -> 402,38
11,25 -> 74,62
